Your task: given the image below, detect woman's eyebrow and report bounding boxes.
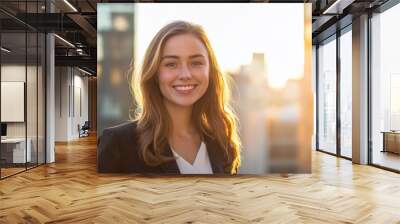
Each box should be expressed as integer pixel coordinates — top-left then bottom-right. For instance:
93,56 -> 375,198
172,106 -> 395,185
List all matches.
161,55 -> 179,60
161,54 -> 205,60
189,54 -> 205,59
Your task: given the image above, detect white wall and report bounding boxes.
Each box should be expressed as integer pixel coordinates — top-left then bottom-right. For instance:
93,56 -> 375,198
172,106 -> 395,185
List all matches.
55,67 -> 89,141
1,82 -> 25,122
55,67 -> 69,141
1,64 -> 46,164
1,65 -> 35,138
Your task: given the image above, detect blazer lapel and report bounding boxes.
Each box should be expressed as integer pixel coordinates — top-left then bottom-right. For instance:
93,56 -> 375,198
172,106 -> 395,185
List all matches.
159,144 -> 180,174
204,136 -> 225,174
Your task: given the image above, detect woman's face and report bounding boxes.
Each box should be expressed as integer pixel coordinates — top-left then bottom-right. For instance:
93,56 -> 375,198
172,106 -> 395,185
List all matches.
158,33 -> 210,108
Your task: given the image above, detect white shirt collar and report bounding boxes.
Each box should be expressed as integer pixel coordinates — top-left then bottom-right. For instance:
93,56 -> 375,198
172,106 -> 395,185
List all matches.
171,142 -> 213,174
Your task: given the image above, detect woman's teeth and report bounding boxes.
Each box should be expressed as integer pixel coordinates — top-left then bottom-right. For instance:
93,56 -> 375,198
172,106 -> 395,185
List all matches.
173,85 -> 196,91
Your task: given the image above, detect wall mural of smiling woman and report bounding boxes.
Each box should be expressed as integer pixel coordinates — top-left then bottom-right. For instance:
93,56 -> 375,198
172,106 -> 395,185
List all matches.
97,3 -> 313,175
97,21 -> 241,175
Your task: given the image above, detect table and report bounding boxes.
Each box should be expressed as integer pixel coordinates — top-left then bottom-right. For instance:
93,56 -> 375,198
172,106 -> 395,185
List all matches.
1,138 -> 31,164
381,131 -> 400,154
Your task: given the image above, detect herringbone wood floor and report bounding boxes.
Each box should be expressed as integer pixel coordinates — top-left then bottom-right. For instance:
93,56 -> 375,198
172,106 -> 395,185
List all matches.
1,134 -> 400,224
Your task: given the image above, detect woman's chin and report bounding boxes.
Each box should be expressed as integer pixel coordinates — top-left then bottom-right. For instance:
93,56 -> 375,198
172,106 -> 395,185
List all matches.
165,99 -> 196,108
172,101 -> 196,108
163,93 -> 202,108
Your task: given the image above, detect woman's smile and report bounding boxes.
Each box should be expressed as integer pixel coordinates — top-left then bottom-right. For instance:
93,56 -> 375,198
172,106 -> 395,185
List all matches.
172,84 -> 198,94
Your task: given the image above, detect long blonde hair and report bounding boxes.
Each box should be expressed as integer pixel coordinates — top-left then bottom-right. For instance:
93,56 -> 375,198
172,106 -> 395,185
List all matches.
131,21 -> 241,174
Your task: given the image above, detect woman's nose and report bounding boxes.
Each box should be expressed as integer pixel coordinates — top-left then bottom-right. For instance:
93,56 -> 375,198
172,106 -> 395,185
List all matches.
179,64 -> 192,80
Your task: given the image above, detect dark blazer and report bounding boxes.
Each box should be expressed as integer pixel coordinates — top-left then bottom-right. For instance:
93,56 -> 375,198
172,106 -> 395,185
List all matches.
97,121 -> 231,174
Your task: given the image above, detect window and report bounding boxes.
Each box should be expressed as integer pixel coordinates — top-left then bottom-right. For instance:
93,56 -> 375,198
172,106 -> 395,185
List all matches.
317,36 -> 337,154
371,2 -> 400,171
339,28 -> 352,158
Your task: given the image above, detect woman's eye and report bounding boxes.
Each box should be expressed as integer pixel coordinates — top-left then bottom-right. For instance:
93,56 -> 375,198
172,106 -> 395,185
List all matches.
192,61 -> 203,66
165,63 -> 177,68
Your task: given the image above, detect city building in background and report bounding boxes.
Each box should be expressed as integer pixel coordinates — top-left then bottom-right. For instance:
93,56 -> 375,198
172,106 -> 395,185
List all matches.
97,4 -> 135,137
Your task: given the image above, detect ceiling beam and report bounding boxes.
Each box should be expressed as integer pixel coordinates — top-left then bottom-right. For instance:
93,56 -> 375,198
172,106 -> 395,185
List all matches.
67,13 -> 97,39
55,55 -> 96,69
322,0 -> 356,15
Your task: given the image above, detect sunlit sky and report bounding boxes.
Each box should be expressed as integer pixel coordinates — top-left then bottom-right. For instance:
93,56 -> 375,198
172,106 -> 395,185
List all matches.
134,3 -> 305,88
100,3 -> 306,88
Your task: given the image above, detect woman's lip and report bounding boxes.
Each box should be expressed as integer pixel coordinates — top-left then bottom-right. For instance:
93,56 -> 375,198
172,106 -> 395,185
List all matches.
172,84 -> 198,87
172,84 -> 197,93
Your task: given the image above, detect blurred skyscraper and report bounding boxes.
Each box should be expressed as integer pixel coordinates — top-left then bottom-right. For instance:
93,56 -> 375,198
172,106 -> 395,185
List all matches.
231,53 -> 269,174
97,4 -> 135,137
230,52 -> 304,173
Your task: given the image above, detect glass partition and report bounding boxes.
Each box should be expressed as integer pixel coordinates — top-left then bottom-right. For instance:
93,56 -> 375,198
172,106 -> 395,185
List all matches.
317,36 -> 337,155
1,30 -> 28,177
27,30 -> 38,169
339,28 -> 352,158
38,32 -> 45,165
0,1 -> 46,179
371,3 -> 400,171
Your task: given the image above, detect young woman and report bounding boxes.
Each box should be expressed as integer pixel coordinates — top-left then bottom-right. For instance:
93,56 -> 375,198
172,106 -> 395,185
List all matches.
98,21 -> 241,175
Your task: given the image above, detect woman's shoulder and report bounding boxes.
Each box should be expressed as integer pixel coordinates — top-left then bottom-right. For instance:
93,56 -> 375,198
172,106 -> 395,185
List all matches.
97,120 -> 141,173
102,120 -> 138,137
100,120 -> 140,150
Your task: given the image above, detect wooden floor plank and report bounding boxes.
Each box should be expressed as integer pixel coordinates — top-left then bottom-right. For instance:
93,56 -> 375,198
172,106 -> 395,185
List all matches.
0,134 -> 400,223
